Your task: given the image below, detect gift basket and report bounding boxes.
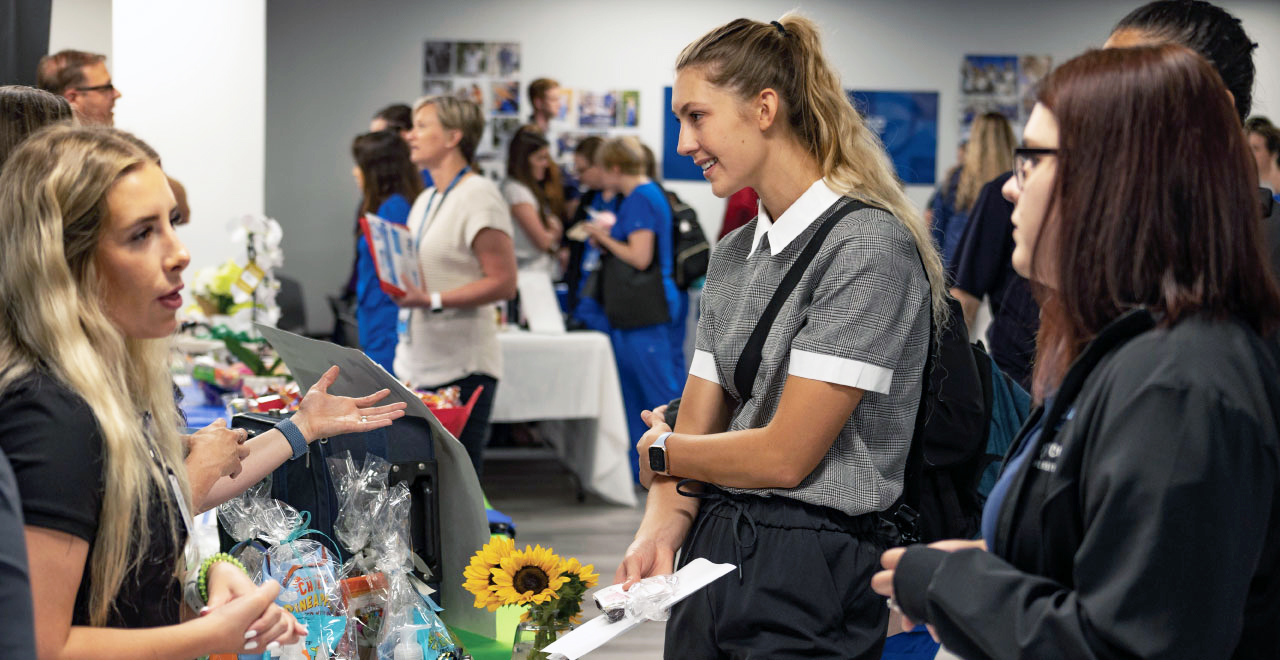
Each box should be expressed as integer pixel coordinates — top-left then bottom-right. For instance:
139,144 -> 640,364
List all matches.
218,482 -> 353,659
327,452 -> 461,660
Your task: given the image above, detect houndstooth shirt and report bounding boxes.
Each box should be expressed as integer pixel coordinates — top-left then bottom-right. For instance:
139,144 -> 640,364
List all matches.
688,179 -> 929,516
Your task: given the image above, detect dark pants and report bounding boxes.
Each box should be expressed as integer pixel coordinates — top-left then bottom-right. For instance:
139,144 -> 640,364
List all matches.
664,486 -> 892,660
423,373 -> 497,479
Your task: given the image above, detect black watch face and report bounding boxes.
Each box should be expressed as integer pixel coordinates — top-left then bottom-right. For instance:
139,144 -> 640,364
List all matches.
648,446 -> 666,473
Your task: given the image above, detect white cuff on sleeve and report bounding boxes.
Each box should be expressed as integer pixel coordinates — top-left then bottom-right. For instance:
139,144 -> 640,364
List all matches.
689,349 -> 721,385
788,349 -> 894,394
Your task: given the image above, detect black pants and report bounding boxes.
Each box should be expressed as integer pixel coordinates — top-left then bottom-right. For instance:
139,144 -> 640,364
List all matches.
422,373 -> 497,479
664,485 -> 893,659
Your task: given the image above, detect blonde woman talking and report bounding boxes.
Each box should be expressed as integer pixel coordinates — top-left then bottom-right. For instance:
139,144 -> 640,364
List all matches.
0,125 -> 405,659
615,15 -> 947,658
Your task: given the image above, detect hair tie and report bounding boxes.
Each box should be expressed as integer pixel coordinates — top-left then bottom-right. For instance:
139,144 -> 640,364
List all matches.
771,20 -> 788,37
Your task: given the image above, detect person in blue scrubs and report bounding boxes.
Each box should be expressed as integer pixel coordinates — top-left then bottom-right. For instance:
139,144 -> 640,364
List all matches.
351,130 -> 425,373
582,137 -> 685,481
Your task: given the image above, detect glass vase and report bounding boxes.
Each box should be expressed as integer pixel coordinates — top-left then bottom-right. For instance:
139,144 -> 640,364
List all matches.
511,620 -> 574,660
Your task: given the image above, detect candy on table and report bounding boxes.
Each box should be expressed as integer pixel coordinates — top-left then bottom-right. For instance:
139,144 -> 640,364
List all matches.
415,385 -> 462,409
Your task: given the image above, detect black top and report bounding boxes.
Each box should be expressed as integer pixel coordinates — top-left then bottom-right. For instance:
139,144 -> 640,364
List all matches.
950,172 -> 1038,389
0,370 -> 186,628
0,449 -> 36,658
896,311 -> 1280,660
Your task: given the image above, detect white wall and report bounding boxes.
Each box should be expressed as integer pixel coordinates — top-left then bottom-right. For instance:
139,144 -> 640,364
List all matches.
111,0 -> 266,299
48,0 -> 112,62
256,0 -> 1277,332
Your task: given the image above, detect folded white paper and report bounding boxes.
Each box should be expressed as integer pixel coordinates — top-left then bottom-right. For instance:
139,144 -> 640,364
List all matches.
541,558 -> 735,659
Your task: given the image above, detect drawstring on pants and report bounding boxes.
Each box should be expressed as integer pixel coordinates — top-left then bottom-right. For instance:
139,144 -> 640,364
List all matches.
677,479 -> 758,582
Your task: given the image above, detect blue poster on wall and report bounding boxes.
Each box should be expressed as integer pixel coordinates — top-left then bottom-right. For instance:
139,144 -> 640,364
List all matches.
662,86 -> 706,181
848,90 -> 939,185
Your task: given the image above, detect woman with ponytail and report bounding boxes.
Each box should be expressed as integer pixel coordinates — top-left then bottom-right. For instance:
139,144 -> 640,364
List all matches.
616,14 -> 947,658
0,125 -> 405,659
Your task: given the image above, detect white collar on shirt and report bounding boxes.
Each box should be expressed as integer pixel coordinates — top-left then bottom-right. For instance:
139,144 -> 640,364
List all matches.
749,178 -> 843,257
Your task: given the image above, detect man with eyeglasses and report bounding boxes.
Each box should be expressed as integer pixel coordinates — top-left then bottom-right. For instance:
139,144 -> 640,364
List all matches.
36,49 -> 121,126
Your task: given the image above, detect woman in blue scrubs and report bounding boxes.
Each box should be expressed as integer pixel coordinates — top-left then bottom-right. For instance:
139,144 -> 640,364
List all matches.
581,137 -> 685,481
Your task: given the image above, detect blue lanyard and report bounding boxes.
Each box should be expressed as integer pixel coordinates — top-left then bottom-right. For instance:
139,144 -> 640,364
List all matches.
415,165 -> 470,248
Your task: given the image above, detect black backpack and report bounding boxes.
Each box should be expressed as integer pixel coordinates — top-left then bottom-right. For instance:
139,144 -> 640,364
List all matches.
662,188 -> 710,289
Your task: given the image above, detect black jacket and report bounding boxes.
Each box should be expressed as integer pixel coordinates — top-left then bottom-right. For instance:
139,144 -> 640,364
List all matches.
1260,189 -> 1280,282
895,310 -> 1280,660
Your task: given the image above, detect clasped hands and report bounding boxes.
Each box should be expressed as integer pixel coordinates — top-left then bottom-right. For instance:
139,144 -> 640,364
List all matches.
199,563 -> 306,654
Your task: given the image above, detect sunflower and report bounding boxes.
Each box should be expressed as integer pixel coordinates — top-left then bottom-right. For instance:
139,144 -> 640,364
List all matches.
491,545 -> 569,607
559,557 -> 599,589
463,536 -> 515,611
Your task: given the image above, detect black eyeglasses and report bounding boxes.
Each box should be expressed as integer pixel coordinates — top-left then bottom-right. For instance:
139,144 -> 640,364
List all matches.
74,82 -> 115,94
1013,147 -> 1056,190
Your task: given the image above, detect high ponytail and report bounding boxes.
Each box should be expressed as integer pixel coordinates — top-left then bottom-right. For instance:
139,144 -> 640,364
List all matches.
677,14 -> 948,329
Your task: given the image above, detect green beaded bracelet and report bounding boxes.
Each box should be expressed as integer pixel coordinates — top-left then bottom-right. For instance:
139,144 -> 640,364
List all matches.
198,552 -> 248,604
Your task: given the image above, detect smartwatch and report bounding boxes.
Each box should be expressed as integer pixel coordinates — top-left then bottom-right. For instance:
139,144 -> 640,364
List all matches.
429,291 -> 444,314
648,431 -> 673,476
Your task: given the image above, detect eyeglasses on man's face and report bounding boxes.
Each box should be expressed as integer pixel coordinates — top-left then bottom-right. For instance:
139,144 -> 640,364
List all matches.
1013,147 -> 1057,190
74,82 -> 116,94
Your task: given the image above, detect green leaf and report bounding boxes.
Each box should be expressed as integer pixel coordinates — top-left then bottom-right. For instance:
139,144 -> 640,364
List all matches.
223,337 -> 266,375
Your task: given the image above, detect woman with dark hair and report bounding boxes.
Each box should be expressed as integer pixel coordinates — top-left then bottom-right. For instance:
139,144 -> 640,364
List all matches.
0,85 -> 73,165
370,103 -> 413,136
501,126 -> 564,273
874,45 -> 1280,659
351,130 -> 425,372
1247,116 -> 1280,198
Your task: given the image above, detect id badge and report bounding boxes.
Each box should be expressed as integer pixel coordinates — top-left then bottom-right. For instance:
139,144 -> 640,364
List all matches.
397,308 -> 412,345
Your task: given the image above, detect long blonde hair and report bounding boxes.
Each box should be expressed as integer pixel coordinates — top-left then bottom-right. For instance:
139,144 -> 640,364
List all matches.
0,125 -> 188,626
676,14 -> 948,327
956,112 -> 1015,212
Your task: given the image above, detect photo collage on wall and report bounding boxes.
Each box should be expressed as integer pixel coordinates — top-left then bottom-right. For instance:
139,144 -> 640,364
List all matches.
960,54 -> 1052,134
554,89 -> 641,167
423,40 -> 523,178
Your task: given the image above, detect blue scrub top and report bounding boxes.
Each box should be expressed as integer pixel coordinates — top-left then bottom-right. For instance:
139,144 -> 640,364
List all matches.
356,192 -> 412,373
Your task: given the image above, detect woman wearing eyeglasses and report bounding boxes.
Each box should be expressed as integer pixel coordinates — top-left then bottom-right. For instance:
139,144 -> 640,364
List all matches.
873,44 -> 1280,660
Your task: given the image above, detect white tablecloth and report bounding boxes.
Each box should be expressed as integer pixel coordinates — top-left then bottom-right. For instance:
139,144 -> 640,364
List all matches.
491,330 -> 638,506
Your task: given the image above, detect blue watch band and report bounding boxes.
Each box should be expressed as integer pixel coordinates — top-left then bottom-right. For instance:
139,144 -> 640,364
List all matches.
275,417 -> 308,460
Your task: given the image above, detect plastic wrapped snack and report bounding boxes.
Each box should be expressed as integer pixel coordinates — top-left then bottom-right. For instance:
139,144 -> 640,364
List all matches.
591,574 -> 680,623
373,484 -> 459,659
217,490 -> 350,659
326,452 -> 458,659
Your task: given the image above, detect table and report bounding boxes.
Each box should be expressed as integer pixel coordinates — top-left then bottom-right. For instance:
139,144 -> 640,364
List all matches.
491,330 -> 638,507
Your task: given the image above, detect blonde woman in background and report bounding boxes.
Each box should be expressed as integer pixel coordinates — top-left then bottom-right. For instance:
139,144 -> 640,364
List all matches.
0,125 -> 404,659
615,14 -> 947,658
931,112 -> 1015,273
580,136 -> 686,481
393,95 -> 518,478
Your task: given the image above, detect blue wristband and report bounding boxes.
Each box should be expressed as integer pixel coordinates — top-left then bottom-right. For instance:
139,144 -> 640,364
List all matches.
275,417 -> 308,460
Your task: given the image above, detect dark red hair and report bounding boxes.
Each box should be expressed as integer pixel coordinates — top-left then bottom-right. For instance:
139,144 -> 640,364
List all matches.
1031,44 -> 1280,400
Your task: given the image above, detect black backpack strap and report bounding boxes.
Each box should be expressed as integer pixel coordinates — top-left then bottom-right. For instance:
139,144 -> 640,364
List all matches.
893,260 -> 936,544
733,197 -> 870,402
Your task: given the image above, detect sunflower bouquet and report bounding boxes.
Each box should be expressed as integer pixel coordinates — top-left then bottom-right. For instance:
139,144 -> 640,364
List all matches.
463,538 -> 599,658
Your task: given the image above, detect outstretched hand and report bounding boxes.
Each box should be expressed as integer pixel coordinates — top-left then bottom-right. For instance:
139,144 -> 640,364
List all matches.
291,365 -> 408,441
